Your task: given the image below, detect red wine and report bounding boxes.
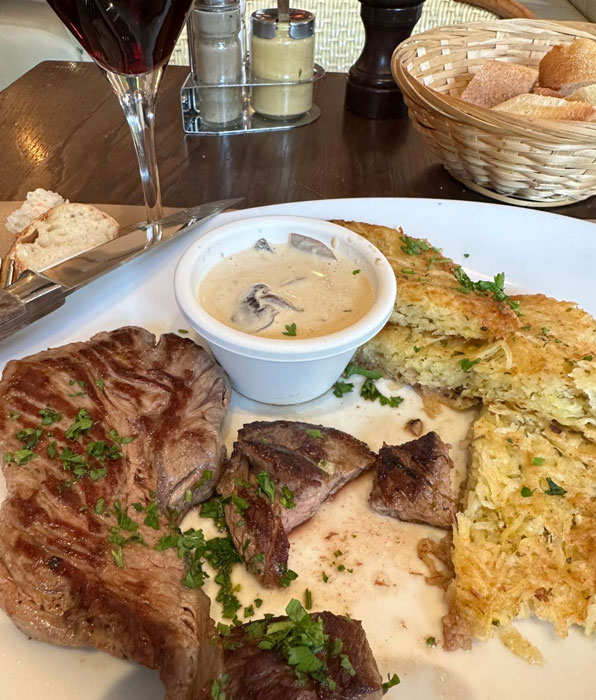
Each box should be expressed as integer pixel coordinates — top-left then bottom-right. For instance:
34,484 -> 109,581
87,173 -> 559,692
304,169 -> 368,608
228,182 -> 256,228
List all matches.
46,0 -> 194,75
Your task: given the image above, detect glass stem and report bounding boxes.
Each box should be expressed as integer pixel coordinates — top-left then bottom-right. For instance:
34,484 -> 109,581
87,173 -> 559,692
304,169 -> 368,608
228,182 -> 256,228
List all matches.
104,69 -> 165,223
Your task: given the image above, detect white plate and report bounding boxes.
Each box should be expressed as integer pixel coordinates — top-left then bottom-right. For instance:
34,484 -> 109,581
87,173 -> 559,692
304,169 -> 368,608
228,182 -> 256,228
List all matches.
0,198 -> 594,700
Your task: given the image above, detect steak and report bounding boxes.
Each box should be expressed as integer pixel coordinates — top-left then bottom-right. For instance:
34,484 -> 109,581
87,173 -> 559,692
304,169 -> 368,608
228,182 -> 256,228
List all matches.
219,609 -> 383,699
0,327 -> 231,700
369,432 -> 456,529
218,421 -> 376,587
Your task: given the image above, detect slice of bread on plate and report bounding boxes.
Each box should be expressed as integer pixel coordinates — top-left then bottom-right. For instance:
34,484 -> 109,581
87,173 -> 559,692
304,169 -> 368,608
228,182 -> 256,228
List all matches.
493,93 -> 596,121
460,60 -> 538,108
538,38 -> 596,96
1,203 -> 119,285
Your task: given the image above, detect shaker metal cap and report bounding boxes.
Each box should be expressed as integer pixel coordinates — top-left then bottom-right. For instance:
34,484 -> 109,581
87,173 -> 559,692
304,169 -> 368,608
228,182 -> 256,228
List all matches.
251,8 -> 315,40
196,0 -> 240,7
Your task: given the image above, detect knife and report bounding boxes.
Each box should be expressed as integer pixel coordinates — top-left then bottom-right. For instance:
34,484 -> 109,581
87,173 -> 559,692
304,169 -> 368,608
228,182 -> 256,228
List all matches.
0,198 -> 242,343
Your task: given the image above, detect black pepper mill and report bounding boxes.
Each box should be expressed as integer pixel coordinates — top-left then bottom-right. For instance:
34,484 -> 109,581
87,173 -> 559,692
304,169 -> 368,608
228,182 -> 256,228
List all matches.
345,0 -> 425,119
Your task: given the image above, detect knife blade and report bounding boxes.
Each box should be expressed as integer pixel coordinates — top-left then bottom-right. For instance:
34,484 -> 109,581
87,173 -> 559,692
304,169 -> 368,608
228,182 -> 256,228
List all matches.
0,197 -> 242,343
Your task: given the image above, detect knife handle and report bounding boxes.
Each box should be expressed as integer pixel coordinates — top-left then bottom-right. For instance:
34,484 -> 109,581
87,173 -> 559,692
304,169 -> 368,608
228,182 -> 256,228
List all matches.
0,271 -> 65,343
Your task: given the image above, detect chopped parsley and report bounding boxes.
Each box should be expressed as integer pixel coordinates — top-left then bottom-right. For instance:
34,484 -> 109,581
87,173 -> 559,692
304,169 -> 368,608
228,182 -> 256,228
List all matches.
144,501 -> 160,530
210,674 -> 230,700
15,427 -> 43,449
9,411 -> 20,420
4,448 -> 36,465
521,486 -> 533,498
39,406 -> 62,425
401,268 -> 415,275
344,364 -> 382,380
544,477 -> 567,496
246,599 -> 348,690
108,428 -> 135,445
306,429 -> 323,439
185,488 -> 193,504
458,357 -> 482,372
532,457 -> 545,466
584,355 -> 593,362
361,377 -> 403,407
256,470 -> 276,504
304,588 -> 313,610
280,486 -> 296,510
95,378 -> 105,390
65,409 -> 93,441
178,328 -> 189,334
283,323 -> 297,337
95,497 -> 106,515
352,269 -> 360,275
401,235 -> 428,256
111,546 -> 124,568
333,380 -> 354,397
453,268 -> 519,313
279,567 -> 298,588
426,636 -> 436,647
322,571 -> 329,583
382,673 -> 401,694
200,497 -> 228,532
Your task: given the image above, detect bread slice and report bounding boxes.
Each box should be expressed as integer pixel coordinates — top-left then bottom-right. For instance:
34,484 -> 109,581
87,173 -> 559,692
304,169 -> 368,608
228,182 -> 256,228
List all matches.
539,38 -> 596,96
460,60 -> 538,108
357,293 -> 596,438
5,189 -> 65,234
532,86 -> 561,97
331,220 -> 520,340
565,83 -> 596,107
2,203 -> 119,284
493,93 -> 596,121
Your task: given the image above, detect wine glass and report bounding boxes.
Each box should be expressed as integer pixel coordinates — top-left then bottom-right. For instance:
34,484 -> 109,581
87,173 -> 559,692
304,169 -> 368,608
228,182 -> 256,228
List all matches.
45,0 -> 195,223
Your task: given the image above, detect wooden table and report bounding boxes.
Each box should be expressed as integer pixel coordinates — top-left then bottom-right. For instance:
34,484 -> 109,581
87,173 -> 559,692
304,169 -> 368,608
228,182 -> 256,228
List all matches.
0,60 -> 594,219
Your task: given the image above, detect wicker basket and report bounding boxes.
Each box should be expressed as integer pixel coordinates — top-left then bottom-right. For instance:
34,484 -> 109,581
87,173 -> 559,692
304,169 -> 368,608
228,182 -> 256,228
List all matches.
392,19 -> 596,207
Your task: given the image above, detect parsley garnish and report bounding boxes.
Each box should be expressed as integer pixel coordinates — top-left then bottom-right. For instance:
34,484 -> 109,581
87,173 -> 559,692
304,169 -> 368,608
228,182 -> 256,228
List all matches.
453,267 -> 519,313
532,457 -> 545,466
256,471 -> 276,503
352,269 -> 360,275
211,673 -> 230,700
200,497 -> 228,532
15,427 -> 43,449
95,378 -> 105,390
306,429 -> 323,439
401,235 -> 428,256
108,428 -> 135,445
4,448 -> 36,465
65,409 -> 93,440
382,673 -> 401,694
426,636 -> 436,647
39,406 -> 62,425
281,486 -> 296,509
185,488 -> 193,504
111,546 -> 124,568
344,364 -> 382,380
144,501 -> 160,530
9,411 -> 20,420
305,588 -> 313,610
95,498 -> 106,515
178,328 -> 189,334
333,380 -> 354,397
458,358 -> 481,372
279,567 -> 298,588
584,355 -> 593,362
361,377 -> 403,407
283,323 -> 297,336
322,571 -> 329,583
544,477 -> 567,496
521,486 -> 533,497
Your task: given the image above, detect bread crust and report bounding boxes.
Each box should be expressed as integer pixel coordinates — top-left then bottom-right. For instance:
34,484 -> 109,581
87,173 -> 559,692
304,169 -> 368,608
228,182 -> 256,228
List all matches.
461,61 -> 538,108
1,203 -> 119,286
538,38 -> 596,95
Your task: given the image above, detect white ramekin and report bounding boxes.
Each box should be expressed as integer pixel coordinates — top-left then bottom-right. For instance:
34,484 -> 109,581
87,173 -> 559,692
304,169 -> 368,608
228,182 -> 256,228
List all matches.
174,215 -> 396,405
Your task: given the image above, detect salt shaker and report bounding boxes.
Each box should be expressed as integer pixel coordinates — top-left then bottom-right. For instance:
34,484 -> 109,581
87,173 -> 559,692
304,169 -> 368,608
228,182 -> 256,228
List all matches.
188,0 -> 244,126
250,9 -> 315,120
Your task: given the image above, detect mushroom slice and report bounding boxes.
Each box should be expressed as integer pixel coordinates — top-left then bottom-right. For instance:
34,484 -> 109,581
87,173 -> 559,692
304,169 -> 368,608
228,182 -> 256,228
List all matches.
232,284 -> 278,332
262,291 -> 303,312
254,238 -> 274,252
289,233 -> 336,260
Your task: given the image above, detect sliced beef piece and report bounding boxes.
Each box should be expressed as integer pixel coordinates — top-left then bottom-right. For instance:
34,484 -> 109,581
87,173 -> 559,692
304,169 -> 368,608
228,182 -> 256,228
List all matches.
218,611 -> 382,700
369,432 -> 456,529
0,327 -> 230,700
218,421 -> 375,587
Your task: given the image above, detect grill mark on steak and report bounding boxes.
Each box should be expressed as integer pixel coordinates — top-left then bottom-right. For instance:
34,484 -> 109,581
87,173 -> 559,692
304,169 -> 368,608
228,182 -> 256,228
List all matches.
369,432 -> 456,529
0,327 -> 230,700
220,611 -> 382,699
218,420 -> 375,587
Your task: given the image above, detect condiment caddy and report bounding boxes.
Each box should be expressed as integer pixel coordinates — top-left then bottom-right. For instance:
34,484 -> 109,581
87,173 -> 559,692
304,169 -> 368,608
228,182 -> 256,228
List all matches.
181,2 -> 325,135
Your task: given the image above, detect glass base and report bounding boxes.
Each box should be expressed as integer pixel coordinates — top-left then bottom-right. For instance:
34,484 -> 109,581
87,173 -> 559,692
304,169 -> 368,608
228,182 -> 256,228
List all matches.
180,72 -> 322,135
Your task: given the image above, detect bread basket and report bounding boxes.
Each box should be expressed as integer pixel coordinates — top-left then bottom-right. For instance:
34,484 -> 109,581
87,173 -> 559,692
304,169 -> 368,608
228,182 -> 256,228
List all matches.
392,19 -> 596,207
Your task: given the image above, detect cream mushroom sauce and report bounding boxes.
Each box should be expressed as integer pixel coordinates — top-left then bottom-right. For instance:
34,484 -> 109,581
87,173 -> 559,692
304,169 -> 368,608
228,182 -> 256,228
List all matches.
199,234 -> 375,339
